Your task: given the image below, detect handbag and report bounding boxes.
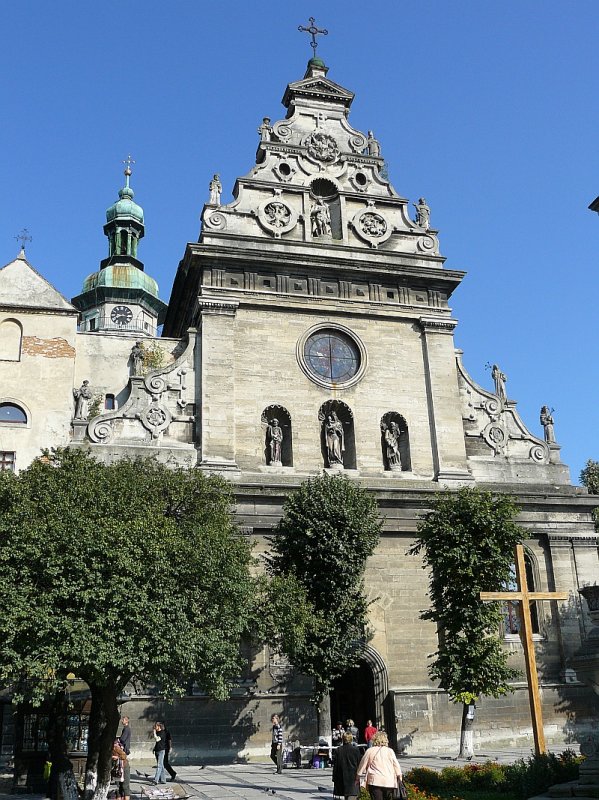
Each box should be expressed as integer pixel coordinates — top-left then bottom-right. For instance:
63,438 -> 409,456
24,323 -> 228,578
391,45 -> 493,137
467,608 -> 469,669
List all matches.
391,780 -> 408,800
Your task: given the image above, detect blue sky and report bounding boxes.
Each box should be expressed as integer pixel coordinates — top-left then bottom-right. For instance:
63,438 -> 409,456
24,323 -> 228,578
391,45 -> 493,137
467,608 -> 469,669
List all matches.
1,1 -> 598,483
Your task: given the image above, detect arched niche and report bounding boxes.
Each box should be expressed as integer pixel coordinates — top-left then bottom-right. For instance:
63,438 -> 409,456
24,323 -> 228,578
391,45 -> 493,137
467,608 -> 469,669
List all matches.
319,400 -> 356,470
309,177 -> 342,240
380,412 -> 411,472
503,548 -> 540,636
261,405 -> 293,467
0,318 -> 22,361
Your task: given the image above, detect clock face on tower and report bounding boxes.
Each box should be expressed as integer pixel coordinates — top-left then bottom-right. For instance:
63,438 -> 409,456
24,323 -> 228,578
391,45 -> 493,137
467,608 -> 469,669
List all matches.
111,305 -> 133,326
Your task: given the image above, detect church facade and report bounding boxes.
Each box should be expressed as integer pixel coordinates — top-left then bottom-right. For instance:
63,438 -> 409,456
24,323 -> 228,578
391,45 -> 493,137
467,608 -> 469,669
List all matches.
1,56 -> 598,762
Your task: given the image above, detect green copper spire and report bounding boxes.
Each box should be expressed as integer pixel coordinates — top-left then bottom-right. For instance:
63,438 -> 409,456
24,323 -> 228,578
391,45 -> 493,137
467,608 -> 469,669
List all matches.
103,156 -> 145,268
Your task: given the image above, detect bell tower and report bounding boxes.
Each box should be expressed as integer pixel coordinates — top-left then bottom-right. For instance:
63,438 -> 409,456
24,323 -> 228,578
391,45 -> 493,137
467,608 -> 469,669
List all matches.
72,158 -> 167,336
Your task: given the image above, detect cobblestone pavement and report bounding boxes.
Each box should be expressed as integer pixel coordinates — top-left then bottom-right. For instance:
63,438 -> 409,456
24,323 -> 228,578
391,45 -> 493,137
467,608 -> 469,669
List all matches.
0,746 -> 574,800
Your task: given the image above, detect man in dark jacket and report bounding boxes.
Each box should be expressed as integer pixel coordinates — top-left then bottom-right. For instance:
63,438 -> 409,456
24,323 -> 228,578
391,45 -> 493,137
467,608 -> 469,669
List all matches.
333,732 -> 360,800
163,725 -> 177,782
119,717 -> 131,755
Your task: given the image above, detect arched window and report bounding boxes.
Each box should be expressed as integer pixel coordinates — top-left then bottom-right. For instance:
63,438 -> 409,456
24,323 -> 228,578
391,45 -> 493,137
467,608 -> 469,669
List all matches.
380,412 -> 411,472
0,319 -> 23,361
319,400 -> 356,470
0,403 -> 27,424
503,550 -> 540,636
105,394 -> 116,411
261,405 -> 293,467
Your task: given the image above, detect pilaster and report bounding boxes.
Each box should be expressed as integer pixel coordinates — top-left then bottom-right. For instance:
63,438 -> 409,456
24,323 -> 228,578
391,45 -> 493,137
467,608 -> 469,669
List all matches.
197,298 -> 240,473
419,316 -> 472,483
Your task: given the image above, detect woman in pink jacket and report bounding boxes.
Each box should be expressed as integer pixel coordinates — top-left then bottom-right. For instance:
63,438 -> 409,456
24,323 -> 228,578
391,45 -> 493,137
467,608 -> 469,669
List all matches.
355,731 -> 402,800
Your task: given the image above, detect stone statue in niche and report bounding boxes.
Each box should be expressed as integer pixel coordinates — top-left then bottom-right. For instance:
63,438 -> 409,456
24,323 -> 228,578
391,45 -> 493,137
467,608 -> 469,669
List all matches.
73,380 -> 93,420
209,174 -> 222,205
413,197 -> 431,230
131,340 -> 144,376
492,363 -> 508,405
258,117 -> 272,141
311,198 -> 331,237
325,412 -> 345,467
266,418 -> 283,466
366,130 -> 381,157
382,421 -> 402,470
540,405 -> 556,443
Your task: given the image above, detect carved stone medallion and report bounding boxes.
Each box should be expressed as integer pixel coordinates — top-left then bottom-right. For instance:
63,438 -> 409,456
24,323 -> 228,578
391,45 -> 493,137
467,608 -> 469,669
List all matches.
360,212 -> 387,238
351,204 -> 393,248
257,195 -> 298,238
264,201 -> 291,228
140,402 -> 171,439
304,131 -> 340,164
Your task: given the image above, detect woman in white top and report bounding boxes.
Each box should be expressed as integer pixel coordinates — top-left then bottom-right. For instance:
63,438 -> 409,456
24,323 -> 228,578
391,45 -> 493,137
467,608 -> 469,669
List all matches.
356,731 -> 402,800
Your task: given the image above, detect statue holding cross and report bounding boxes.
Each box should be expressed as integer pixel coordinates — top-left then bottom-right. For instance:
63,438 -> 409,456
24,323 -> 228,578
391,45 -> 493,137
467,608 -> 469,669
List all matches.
480,544 -> 568,755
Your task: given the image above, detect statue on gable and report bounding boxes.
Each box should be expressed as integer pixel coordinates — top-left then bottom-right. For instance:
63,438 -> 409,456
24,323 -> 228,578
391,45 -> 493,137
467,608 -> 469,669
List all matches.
258,117 -> 272,142
540,405 -> 556,444
311,198 -> 331,237
266,418 -> 283,466
73,380 -> 93,420
413,197 -> 431,230
382,420 -> 402,470
366,130 -> 381,157
325,412 -> 345,467
209,174 -> 222,206
492,363 -> 508,405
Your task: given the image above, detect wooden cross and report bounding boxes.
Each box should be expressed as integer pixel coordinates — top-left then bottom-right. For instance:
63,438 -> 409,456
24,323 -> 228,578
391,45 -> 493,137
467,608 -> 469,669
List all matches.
480,544 -> 568,755
298,17 -> 328,57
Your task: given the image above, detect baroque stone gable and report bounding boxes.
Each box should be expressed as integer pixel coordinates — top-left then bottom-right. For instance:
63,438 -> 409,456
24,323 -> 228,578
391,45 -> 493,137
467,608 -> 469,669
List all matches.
456,350 -> 569,484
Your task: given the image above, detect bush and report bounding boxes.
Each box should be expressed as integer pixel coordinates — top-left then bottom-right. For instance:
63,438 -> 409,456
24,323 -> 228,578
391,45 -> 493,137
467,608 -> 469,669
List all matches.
404,767 -> 443,792
439,766 -> 468,788
503,751 -> 582,799
465,762 -> 505,790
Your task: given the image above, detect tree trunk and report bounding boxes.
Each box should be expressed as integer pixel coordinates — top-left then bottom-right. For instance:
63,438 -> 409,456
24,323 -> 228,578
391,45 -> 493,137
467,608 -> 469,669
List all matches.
83,683 -> 120,800
47,690 -> 78,800
457,702 -> 468,758
317,692 -> 332,745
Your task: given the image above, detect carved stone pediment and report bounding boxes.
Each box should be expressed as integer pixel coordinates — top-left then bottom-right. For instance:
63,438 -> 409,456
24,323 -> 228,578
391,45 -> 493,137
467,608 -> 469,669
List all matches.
456,352 -> 552,465
87,330 -> 196,448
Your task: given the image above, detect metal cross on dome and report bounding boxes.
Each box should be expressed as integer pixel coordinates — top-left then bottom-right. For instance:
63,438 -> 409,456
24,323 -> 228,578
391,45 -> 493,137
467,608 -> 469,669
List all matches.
298,17 -> 328,57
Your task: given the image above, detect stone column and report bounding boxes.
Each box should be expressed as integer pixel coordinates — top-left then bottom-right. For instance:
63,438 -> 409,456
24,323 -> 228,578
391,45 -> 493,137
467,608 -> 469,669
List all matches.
419,316 -> 472,482
197,299 -> 240,473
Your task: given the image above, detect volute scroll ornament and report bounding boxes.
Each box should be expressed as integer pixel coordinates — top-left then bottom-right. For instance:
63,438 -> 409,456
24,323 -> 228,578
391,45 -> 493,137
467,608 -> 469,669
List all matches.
204,211 -> 227,230
416,234 -> 439,254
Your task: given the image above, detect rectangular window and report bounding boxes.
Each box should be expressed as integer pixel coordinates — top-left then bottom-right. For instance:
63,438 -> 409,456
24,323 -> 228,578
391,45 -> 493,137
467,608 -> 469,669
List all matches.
0,451 -> 15,471
89,318 -> 97,331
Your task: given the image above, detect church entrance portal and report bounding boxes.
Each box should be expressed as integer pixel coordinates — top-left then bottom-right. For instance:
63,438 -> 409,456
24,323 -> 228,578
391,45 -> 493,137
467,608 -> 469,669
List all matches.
330,646 -> 392,746
330,661 -> 376,744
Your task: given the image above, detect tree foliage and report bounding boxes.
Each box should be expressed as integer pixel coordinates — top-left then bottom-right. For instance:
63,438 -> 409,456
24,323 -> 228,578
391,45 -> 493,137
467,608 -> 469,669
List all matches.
580,460 -> 599,495
410,487 -> 526,702
0,449 -> 259,798
268,473 -> 381,704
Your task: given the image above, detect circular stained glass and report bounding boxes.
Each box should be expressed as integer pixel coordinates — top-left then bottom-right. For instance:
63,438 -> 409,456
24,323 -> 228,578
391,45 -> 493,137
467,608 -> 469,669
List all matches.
304,330 -> 360,385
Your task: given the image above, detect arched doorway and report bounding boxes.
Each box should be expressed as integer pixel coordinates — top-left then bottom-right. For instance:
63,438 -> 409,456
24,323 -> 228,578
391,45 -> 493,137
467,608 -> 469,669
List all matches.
330,645 -> 391,746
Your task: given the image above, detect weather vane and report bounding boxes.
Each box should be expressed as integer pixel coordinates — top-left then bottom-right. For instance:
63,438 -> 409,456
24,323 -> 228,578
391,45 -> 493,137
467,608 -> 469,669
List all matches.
298,17 -> 328,57
15,228 -> 32,252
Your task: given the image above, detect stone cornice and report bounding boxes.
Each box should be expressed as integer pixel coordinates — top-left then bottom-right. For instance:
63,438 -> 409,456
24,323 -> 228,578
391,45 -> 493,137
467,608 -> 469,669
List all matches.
197,298 -> 239,316
419,315 -> 458,334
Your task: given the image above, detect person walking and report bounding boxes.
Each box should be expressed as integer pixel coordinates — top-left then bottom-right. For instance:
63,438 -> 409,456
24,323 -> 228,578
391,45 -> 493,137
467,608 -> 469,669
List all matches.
152,722 -> 167,784
355,731 -> 402,800
270,714 -> 283,774
163,724 -> 177,782
119,717 -> 131,756
333,732 -> 360,800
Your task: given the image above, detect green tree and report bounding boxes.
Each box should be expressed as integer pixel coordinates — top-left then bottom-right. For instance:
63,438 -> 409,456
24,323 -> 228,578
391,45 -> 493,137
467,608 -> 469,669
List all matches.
580,460 -> 599,495
0,450 -> 259,800
268,473 -> 381,735
410,487 -> 526,757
